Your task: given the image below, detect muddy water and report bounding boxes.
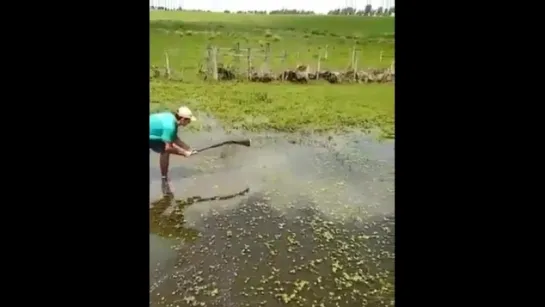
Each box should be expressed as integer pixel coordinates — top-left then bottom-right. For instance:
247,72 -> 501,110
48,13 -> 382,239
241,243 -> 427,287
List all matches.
149,128 -> 394,307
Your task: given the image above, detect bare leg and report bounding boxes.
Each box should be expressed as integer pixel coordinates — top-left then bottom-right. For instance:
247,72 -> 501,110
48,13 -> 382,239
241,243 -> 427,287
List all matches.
159,152 -> 172,195
159,152 -> 170,178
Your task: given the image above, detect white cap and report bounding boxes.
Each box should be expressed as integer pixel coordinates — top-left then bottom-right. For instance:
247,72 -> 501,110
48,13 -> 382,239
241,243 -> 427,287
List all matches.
177,106 -> 197,121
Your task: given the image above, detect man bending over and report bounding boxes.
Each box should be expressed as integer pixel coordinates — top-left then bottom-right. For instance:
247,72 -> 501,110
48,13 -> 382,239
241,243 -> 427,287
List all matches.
149,106 -> 197,195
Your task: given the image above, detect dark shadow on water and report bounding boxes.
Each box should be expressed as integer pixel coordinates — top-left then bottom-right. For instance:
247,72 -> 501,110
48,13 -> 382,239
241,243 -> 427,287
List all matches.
150,197 -> 200,241
184,187 -> 250,205
150,188 -> 251,240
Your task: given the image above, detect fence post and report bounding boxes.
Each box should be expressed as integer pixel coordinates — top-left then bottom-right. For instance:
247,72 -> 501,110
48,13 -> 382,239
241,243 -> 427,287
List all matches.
212,46 -> 218,80
164,51 -> 171,79
263,43 -> 271,74
353,56 -> 358,82
380,50 -> 384,63
280,50 -> 287,81
351,46 -> 356,69
264,43 -> 270,64
206,45 -> 212,79
324,44 -> 329,60
316,54 -> 321,80
247,47 -> 252,80
390,60 -> 395,74
234,42 -> 240,75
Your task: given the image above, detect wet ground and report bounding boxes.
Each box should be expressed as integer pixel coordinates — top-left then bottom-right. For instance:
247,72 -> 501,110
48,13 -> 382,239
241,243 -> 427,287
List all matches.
149,127 -> 395,307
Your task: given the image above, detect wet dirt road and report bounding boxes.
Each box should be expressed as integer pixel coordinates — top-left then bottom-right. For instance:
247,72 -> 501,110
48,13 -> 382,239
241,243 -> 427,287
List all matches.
149,129 -> 395,307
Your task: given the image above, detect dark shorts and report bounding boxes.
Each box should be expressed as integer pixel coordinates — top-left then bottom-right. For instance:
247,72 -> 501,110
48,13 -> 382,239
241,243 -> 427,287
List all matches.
149,140 -> 165,153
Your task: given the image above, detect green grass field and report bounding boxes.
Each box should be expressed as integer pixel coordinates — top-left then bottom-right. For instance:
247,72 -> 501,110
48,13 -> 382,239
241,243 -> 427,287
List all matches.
150,11 -> 395,137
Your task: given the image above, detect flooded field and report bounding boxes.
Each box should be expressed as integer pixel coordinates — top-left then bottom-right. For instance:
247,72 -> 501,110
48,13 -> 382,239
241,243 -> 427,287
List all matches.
149,128 -> 395,307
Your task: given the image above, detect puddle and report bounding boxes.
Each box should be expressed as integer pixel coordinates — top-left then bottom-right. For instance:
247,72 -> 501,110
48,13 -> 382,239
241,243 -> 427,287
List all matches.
149,127 -> 394,307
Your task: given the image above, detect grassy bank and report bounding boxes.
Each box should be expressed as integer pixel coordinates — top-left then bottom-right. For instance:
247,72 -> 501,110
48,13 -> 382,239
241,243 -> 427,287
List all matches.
150,81 -> 394,137
150,11 -> 395,138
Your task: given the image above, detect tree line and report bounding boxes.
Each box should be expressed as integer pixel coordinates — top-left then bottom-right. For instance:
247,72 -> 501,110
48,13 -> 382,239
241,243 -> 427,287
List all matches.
149,6 -> 395,16
327,6 -> 395,16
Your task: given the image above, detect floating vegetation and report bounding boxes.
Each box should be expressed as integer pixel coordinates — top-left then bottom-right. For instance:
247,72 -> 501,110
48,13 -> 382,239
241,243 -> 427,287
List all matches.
150,193 -> 394,307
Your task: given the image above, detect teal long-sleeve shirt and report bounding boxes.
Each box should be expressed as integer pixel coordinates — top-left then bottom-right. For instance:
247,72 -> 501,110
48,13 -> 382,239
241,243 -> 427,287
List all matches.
150,112 -> 178,142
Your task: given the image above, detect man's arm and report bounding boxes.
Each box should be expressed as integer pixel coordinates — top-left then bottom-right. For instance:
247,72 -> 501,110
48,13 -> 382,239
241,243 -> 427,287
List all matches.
163,142 -> 191,157
174,138 -> 191,151
161,124 -> 192,157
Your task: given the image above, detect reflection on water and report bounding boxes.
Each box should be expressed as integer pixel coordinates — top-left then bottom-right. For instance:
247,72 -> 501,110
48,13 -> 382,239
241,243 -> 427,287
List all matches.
149,189 -> 252,294
150,197 -> 200,293
150,197 -> 200,240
